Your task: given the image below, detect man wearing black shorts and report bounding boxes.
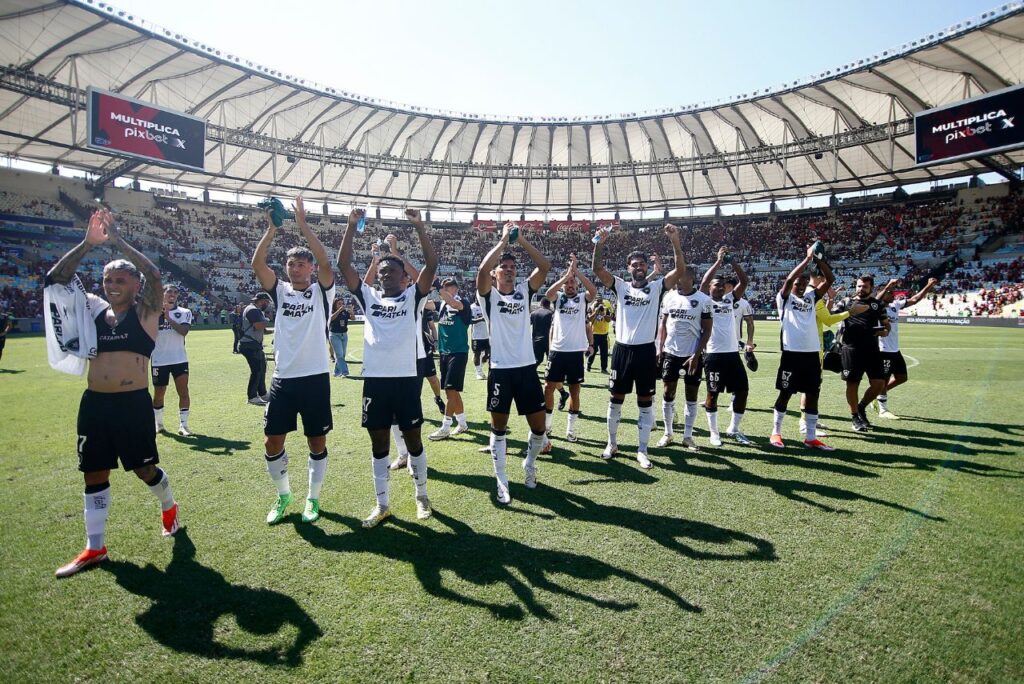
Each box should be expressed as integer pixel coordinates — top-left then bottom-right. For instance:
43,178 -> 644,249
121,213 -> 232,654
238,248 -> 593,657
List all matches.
430,277 -> 472,440
872,277 -> 938,419
47,208 -> 179,578
477,223 -> 551,503
656,266 -> 712,451
340,208 -> 437,526
699,247 -> 753,447
530,298 -> 553,368
834,275 -> 890,432
593,223 -> 685,468
769,245 -> 835,450
470,300 -> 490,380
252,196 -> 335,525
543,255 -> 597,445
151,285 -> 194,436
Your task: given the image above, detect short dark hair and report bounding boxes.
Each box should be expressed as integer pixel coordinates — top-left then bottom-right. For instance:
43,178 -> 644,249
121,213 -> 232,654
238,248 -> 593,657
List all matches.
710,274 -> 727,283
726,277 -> 739,286
684,265 -> 697,279
285,246 -> 315,263
499,252 -> 516,264
379,254 -> 404,271
626,251 -> 647,264
540,298 -> 551,308
858,274 -> 875,286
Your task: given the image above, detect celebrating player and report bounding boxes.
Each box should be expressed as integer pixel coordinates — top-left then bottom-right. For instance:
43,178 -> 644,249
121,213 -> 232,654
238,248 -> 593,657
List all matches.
476,222 -> 551,504
252,196 -> 335,525
593,223 -> 686,468
834,275 -> 890,432
543,255 -> 597,445
873,277 -> 938,418
339,208 -> 438,526
656,267 -> 712,450
699,247 -> 753,447
151,285 -> 193,436
470,298 -> 490,380
48,208 -> 179,578
769,245 -> 835,449
430,277 -> 472,440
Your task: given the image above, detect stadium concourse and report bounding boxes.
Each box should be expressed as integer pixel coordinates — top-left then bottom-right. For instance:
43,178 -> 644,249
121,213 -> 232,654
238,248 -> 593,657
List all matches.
1,166 -> 1023,325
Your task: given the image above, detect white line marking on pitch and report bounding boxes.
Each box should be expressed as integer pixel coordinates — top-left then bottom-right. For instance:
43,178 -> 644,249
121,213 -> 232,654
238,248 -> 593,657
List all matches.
903,354 -> 919,369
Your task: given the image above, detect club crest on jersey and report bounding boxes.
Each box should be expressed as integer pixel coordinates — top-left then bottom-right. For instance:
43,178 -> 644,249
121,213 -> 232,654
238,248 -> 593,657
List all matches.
303,289 -> 314,300
690,300 -> 698,307
870,302 -> 878,310
512,291 -> 524,301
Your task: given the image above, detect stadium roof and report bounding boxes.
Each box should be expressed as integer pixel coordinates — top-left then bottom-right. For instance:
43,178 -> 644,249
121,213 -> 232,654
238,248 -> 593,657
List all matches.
1,0 -> 1024,212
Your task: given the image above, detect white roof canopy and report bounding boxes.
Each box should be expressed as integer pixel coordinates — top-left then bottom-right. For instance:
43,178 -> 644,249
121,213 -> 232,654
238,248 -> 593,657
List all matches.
2,0 -> 1023,211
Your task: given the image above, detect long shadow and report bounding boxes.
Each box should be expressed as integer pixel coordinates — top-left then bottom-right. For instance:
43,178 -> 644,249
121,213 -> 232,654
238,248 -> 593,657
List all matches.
430,469 -> 776,562
654,452 -> 945,520
163,432 -> 252,456
294,511 -> 700,620
698,447 -> 881,480
104,530 -> 322,666
852,427 -> 1020,458
900,414 -> 1024,437
836,440 -> 1024,478
0,367 -> 25,374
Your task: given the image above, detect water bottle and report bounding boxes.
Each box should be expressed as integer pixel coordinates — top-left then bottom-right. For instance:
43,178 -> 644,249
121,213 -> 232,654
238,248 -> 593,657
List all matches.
508,225 -> 520,243
356,204 -> 369,234
811,239 -> 826,261
591,225 -> 608,244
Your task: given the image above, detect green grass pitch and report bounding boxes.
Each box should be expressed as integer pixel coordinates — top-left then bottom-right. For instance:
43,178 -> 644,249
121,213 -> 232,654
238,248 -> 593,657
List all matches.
0,322 -> 1021,682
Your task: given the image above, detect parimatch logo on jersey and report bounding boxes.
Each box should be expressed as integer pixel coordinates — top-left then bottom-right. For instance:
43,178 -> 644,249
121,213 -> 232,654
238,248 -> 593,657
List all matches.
666,309 -> 697,320
623,295 -> 652,307
498,301 -> 525,315
369,303 -> 408,319
281,302 -> 315,317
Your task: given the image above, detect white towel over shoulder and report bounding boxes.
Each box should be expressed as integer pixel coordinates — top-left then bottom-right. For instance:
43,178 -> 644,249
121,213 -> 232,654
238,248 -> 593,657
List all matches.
43,276 -> 107,376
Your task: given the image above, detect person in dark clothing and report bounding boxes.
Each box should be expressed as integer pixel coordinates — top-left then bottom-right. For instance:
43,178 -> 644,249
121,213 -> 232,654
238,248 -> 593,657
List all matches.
833,275 -> 891,433
238,292 -> 271,405
530,298 -> 553,367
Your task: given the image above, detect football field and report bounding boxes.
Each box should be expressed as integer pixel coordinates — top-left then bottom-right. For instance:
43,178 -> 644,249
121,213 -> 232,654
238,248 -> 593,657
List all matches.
0,322 -> 1022,682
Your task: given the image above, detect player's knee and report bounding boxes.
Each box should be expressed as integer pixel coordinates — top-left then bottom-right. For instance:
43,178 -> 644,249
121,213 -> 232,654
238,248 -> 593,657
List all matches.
132,464 -> 158,481
893,374 -> 908,386
307,435 -> 326,453
609,395 -> 625,405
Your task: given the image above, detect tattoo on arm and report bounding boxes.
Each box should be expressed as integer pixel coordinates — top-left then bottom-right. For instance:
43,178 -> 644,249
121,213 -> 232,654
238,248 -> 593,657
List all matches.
113,235 -> 162,312
47,241 -> 93,285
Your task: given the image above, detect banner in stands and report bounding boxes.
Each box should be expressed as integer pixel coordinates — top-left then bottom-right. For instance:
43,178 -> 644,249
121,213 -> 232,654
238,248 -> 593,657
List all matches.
915,83 -> 1024,166
86,88 -> 206,171
471,219 -> 545,231
472,220 -> 497,231
595,219 -> 621,229
549,220 -> 591,231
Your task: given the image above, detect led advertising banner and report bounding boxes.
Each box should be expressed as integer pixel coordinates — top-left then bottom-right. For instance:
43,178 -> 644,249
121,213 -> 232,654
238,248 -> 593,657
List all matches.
915,83 -> 1024,166
87,87 -> 206,171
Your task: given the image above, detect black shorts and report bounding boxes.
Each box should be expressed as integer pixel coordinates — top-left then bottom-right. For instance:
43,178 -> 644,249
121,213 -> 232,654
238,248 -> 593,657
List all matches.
881,351 -> 908,377
77,389 -> 159,473
471,339 -> 490,354
776,351 -> 822,394
610,342 -> 658,396
151,361 -> 189,387
704,352 -> 749,395
417,355 -> 437,379
0,336 -> 6,351
362,377 -> 424,431
533,338 -> 549,362
840,345 -> 886,383
487,365 -> 546,416
439,352 -> 468,392
264,373 -> 333,437
545,350 -> 585,385
661,352 -> 703,387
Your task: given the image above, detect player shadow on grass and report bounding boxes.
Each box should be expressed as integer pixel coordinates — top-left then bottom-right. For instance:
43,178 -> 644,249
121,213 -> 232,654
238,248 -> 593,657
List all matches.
899,414 -> 1024,437
430,469 -> 777,563
657,452 -> 945,520
836,435 -> 1024,478
163,432 -> 252,456
0,367 -> 24,373
104,530 -> 322,666
852,426 -> 1023,459
294,511 -> 699,620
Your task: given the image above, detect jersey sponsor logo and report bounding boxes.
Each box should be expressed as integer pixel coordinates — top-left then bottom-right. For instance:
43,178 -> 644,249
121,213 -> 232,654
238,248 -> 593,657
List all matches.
789,299 -> 813,313
558,304 -> 581,316
623,294 -> 652,307
711,302 -> 732,314
497,301 -> 526,315
281,301 -> 315,318
666,308 -> 698,320
369,302 -> 408,319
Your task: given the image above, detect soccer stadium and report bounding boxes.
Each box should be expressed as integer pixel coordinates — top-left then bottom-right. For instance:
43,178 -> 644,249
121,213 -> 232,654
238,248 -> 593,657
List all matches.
1,0 -> 1022,681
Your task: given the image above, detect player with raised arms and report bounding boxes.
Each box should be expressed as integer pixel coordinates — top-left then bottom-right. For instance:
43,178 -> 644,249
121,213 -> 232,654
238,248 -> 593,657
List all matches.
151,285 -> 193,436
872,276 -> 938,419
476,223 -> 551,504
339,208 -> 438,526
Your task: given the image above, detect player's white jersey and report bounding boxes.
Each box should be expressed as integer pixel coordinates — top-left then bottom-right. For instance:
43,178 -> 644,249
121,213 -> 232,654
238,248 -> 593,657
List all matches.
879,299 -> 905,353
353,282 -> 424,377
478,281 -> 535,369
707,293 -> 741,354
661,289 -> 712,357
733,297 -> 753,341
611,275 -> 665,345
470,302 -> 489,340
777,290 -> 819,352
550,292 -> 589,352
152,306 -> 192,366
271,278 -> 335,378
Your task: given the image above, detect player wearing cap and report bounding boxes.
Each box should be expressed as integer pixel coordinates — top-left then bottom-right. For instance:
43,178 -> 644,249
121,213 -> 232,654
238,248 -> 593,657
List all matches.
238,292 -> 271,405
252,196 -> 335,525
769,245 -> 836,450
340,208 -> 438,526
872,277 -> 938,419
699,247 -> 753,447
593,224 -> 686,469
151,285 -> 193,436
542,255 -> 597,445
655,266 -> 712,451
833,275 -> 890,433
47,208 -> 179,578
430,277 -> 472,440
476,223 -> 551,504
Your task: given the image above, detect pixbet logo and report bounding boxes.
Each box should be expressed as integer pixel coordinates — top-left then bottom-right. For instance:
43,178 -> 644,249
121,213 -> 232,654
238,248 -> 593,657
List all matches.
943,116 -> 1014,145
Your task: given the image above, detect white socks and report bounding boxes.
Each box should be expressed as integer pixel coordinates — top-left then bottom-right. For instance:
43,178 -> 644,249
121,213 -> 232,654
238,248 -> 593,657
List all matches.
179,408 -> 190,430
153,407 -> 164,428
391,424 -> 409,456
456,412 -> 468,429
84,486 -> 110,550
661,399 -> 675,436
706,409 -> 719,439
878,394 -> 889,409
490,430 -> 509,490
637,405 -> 654,453
440,415 -> 452,431
372,455 -> 390,507
773,409 -> 785,436
805,413 -> 818,441
567,410 -> 579,434
526,431 -> 545,468
683,401 -> 698,439
728,411 -> 744,434
308,450 -> 328,500
147,468 -> 175,512
409,448 -> 428,497
607,401 -> 623,446
544,410 -> 553,433
266,450 -> 290,496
